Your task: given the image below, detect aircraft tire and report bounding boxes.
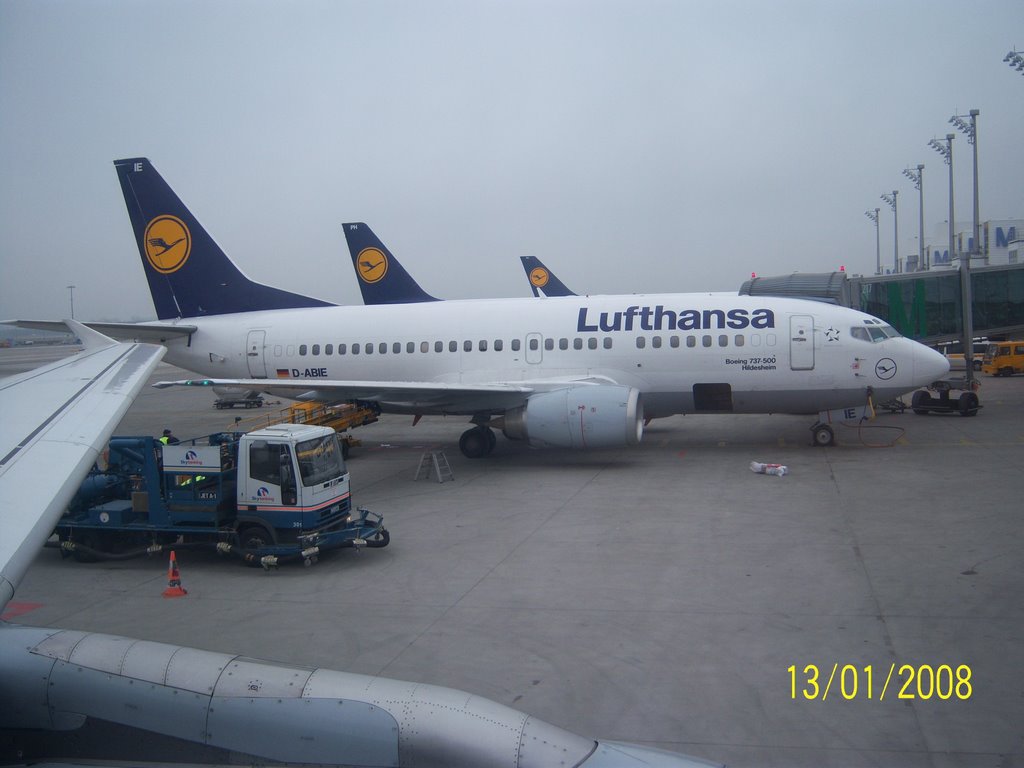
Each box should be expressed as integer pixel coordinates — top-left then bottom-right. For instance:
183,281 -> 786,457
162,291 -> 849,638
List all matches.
459,426 -> 492,459
811,423 -> 835,447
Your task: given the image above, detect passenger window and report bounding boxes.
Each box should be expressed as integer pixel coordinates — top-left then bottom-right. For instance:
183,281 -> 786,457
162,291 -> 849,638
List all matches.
652,336 -> 662,349
766,334 -> 777,346
351,344 -> 360,355
687,336 -> 696,348
495,339 -> 504,351
512,339 -> 522,351
544,338 -> 554,351
299,344 -> 307,356
574,338 -> 583,350
365,343 -> 373,354
735,335 -> 744,347
274,345 -> 283,356
718,335 -> 728,347
636,337 -> 646,349
311,344 -> 320,356
464,340 -> 473,352
670,336 -> 679,348
377,343 -> 385,354
479,340 -> 488,351
603,338 -> 613,349
325,344 -> 333,355
559,338 -> 568,350
338,343 -> 347,355
393,342 -> 402,354
420,341 -> 428,353
434,341 -> 443,353
449,340 -> 457,352
702,335 -> 712,348
588,338 -> 597,350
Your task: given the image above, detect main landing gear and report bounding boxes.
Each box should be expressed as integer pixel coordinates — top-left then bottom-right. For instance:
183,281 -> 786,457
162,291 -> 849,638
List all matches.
459,425 -> 496,458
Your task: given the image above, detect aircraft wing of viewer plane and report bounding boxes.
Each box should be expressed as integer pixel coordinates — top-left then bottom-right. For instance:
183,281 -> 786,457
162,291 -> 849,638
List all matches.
0,321 -> 165,611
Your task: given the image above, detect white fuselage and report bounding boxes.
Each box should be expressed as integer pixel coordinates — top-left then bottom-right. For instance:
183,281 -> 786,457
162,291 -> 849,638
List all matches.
155,293 -> 948,417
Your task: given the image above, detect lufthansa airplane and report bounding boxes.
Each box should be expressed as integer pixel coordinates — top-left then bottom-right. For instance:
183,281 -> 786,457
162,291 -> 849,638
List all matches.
10,158 -> 950,458
0,328 -> 721,767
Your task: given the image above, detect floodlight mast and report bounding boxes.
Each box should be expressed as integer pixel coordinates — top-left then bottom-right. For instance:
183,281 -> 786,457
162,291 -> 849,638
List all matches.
903,164 -> 925,271
865,208 -> 880,275
1004,49 -> 1024,75
950,110 -> 980,377
881,191 -> 899,273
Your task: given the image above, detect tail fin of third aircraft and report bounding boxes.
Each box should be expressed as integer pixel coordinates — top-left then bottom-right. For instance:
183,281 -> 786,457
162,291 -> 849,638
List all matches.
520,256 -> 577,297
115,158 -> 333,319
343,223 -> 439,304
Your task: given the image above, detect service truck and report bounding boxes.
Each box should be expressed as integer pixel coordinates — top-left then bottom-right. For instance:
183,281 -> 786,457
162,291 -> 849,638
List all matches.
56,423 -> 388,567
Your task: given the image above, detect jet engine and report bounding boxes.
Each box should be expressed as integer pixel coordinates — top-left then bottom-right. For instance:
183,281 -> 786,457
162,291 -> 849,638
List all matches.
502,385 -> 643,449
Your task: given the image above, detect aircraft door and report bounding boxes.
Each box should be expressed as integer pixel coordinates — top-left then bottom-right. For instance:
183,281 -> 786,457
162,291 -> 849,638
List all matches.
246,330 -> 268,378
525,333 -> 543,364
789,315 -> 814,371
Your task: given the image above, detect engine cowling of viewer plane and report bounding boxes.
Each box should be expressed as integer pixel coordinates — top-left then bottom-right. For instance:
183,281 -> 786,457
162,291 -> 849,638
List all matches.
501,385 -> 644,449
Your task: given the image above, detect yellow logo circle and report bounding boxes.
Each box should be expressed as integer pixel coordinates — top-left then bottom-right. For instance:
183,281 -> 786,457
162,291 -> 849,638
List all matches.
529,267 -> 550,288
144,216 -> 191,274
357,247 -> 388,284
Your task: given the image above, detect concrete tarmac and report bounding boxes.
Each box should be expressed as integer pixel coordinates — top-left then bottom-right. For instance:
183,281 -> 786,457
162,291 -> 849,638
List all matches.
4,345 -> 1023,767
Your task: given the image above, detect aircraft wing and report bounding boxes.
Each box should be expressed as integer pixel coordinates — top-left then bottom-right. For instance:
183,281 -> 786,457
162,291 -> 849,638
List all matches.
154,376 -> 539,413
0,321 -> 165,612
4,319 -> 196,343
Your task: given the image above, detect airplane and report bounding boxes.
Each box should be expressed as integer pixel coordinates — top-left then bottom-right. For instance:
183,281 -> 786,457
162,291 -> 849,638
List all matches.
521,255 -> 578,297
8,158 -> 950,459
0,332 -> 721,767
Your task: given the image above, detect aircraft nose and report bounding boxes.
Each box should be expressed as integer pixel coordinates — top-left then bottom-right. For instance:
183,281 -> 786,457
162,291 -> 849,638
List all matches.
914,342 -> 950,384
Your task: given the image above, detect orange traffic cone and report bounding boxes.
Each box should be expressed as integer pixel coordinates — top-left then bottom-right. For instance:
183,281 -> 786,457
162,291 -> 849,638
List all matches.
162,550 -> 188,597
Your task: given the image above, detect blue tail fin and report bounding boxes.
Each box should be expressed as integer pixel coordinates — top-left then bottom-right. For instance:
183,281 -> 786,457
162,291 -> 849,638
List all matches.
520,256 -> 577,297
115,158 -> 333,319
342,223 -> 439,304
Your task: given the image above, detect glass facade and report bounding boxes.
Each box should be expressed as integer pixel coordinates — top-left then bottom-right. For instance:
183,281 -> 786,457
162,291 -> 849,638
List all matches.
854,265 -> 1024,342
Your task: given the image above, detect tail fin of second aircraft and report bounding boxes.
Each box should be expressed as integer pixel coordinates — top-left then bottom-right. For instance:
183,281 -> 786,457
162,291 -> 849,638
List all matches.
342,223 -> 439,304
520,256 -> 577,297
115,158 -> 333,319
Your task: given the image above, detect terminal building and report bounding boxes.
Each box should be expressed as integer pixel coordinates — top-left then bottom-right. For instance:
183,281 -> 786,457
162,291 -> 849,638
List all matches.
740,219 -> 1024,345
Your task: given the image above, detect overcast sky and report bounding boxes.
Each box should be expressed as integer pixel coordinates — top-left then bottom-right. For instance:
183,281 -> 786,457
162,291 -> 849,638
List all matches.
1,0 -> 1022,321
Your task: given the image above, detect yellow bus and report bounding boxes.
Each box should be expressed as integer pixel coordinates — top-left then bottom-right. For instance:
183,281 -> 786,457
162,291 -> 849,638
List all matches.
981,341 -> 1024,376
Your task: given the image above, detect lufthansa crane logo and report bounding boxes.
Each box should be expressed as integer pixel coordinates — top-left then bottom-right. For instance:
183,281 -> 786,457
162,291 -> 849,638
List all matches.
144,215 -> 191,274
356,247 -> 388,284
874,358 -> 897,380
529,267 -> 550,288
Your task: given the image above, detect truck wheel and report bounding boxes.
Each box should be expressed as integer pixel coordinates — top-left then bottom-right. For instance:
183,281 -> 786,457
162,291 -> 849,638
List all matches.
957,392 -> 979,417
911,390 -> 930,415
365,528 -> 390,548
238,525 -> 273,551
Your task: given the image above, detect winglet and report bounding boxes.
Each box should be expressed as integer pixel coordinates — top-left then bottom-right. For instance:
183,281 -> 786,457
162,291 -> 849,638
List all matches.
64,319 -> 116,350
342,223 -> 440,304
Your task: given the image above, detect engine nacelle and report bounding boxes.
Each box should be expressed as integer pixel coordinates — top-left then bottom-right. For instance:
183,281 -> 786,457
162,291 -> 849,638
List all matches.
502,386 -> 643,449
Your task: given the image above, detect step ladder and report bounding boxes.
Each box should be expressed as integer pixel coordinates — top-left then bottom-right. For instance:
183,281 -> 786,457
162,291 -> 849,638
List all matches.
414,450 -> 454,483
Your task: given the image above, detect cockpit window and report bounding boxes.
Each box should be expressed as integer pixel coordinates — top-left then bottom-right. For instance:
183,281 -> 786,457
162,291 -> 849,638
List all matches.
852,322 -> 901,343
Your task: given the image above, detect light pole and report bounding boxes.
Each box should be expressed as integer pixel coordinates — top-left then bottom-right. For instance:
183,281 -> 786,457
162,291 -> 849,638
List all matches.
930,132 -> 973,384
881,191 -> 899,273
950,110 -> 980,264
903,164 -> 925,271
1005,49 -> 1024,76
865,208 -> 880,275
66,284 -> 76,320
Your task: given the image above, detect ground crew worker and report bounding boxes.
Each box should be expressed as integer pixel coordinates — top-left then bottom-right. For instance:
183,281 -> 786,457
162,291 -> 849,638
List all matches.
159,429 -> 180,445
